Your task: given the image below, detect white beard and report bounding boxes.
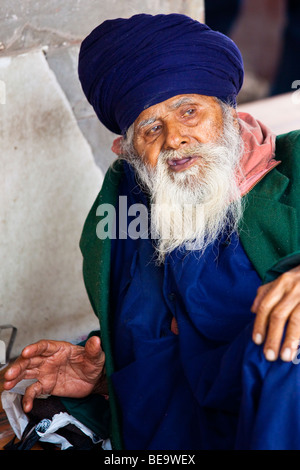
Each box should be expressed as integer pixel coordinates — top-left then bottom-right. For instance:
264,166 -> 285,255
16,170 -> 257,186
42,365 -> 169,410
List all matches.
121,103 -> 244,263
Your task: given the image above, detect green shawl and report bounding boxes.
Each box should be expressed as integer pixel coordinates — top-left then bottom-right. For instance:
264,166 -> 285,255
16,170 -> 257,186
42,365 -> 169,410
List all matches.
63,130 -> 300,449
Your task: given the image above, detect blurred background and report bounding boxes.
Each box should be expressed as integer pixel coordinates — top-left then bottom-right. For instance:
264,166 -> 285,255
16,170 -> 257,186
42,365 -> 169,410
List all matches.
0,0 -> 299,358
206,0 -> 300,102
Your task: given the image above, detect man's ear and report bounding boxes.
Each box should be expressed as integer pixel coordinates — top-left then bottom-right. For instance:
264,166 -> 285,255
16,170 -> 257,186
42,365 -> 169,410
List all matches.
111,136 -> 124,155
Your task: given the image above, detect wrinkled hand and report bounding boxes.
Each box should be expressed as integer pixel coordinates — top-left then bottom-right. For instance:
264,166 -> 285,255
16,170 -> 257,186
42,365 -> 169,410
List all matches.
4,336 -> 105,412
252,265 -> 300,362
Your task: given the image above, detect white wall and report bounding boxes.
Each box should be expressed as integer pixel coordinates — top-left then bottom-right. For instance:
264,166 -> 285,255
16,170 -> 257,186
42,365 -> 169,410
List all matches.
0,1 -> 204,357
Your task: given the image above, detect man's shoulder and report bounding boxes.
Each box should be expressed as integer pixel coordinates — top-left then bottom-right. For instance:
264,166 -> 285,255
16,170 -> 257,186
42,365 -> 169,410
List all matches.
88,159 -> 124,209
244,129 -> 300,202
275,129 -> 300,177
79,159 -> 124,254
277,129 -> 300,141
276,129 -> 300,159
100,159 -> 124,197
85,159 -> 124,218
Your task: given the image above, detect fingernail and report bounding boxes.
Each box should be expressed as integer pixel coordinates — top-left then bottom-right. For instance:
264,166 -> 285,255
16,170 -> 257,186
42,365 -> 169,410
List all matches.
281,348 -> 292,362
254,333 -> 263,345
265,349 -> 276,361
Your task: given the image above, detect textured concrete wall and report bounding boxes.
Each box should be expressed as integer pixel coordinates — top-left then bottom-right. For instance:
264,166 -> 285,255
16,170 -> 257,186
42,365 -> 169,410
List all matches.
0,51 -> 102,353
0,1 -> 204,357
1,0 -> 204,53
1,1 -> 204,174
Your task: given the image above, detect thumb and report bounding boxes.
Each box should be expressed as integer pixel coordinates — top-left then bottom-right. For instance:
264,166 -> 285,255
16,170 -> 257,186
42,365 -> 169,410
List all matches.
84,336 -> 103,359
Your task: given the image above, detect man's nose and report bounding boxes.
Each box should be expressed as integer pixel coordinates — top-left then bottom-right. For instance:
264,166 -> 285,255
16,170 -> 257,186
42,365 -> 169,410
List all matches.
163,122 -> 191,150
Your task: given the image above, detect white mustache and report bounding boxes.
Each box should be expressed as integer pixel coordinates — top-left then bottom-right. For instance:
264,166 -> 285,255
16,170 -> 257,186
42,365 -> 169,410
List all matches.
159,142 -> 223,164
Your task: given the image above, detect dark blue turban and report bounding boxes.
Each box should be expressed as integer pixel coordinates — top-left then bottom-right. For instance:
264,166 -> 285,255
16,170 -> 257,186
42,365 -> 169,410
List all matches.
78,13 -> 244,135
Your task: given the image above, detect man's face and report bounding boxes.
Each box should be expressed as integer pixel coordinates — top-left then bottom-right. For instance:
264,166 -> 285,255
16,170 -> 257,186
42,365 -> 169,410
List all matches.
133,94 -> 224,169
122,94 -> 242,261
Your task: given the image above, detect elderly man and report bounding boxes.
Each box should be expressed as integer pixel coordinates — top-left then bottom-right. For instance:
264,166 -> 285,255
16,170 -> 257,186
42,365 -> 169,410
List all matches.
4,14 -> 300,450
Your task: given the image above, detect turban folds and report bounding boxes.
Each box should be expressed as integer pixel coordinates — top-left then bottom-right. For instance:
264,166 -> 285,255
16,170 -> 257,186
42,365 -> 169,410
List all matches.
78,14 -> 244,135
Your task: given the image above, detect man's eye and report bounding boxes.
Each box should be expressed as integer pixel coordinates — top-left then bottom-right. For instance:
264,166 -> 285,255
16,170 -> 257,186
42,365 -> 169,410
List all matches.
147,124 -> 162,134
184,108 -> 195,116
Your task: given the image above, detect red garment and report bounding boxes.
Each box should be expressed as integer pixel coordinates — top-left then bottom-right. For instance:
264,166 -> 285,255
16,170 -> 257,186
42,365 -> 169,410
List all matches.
238,112 -> 279,196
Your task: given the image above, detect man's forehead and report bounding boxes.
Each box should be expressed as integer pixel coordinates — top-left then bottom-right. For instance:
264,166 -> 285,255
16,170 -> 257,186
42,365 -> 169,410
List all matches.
167,96 -> 196,109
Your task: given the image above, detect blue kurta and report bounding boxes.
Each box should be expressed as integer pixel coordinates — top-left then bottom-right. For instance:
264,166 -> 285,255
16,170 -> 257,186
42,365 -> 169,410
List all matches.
109,161 -> 300,450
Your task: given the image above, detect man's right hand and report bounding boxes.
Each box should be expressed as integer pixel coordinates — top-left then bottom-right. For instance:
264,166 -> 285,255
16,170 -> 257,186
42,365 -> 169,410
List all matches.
3,336 -> 106,413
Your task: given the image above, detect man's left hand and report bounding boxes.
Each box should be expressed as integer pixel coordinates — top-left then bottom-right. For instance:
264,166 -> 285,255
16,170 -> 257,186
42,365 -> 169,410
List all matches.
252,265 -> 300,362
